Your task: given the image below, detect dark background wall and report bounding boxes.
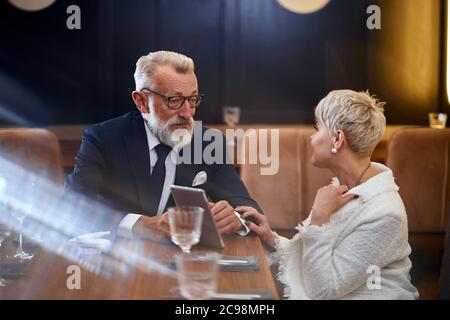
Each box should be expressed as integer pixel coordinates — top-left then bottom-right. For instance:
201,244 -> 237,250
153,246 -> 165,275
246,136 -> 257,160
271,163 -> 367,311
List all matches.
0,0 -> 443,126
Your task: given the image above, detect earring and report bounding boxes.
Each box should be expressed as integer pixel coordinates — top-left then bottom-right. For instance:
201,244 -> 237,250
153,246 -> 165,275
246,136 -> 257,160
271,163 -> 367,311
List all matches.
331,147 -> 337,154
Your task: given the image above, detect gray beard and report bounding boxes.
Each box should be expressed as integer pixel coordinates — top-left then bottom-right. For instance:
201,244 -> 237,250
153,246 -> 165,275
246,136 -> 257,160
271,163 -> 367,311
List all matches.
145,111 -> 194,149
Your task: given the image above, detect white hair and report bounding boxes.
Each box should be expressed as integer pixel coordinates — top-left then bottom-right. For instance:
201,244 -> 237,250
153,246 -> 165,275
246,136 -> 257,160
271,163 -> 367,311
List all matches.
315,90 -> 386,156
133,51 -> 195,90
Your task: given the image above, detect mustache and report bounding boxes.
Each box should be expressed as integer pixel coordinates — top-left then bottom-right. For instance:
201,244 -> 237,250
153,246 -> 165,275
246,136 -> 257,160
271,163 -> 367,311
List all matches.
166,116 -> 193,126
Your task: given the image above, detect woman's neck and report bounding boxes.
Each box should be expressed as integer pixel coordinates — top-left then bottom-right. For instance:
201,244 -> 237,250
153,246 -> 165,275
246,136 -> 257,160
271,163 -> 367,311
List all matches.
329,157 -> 374,189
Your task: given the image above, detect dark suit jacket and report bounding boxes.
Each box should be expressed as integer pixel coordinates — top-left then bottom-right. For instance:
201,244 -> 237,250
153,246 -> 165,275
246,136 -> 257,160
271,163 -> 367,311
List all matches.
65,111 -> 262,216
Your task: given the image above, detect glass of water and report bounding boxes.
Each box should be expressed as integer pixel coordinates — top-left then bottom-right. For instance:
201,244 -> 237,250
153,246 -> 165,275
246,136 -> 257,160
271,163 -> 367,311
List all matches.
428,113 -> 447,129
168,206 -> 203,254
175,251 -> 219,300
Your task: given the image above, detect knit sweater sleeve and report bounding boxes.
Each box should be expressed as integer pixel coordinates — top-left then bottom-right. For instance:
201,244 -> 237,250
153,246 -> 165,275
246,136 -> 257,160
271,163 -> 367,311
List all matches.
298,212 -> 405,300
265,232 -> 291,266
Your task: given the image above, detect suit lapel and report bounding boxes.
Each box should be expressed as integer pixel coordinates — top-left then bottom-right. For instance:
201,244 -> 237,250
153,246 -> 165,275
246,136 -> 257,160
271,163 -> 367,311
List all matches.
124,117 -> 202,214
124,114 -> 155,215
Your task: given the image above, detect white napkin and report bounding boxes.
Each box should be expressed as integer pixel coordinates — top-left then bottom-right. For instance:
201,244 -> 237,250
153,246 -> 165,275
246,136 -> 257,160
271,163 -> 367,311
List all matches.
192,171 -> 207,186
69,231 -> 111,250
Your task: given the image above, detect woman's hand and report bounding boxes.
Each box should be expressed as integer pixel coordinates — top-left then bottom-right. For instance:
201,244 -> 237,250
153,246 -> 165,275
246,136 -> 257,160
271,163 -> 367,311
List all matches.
311,185 -> 358,226
237,206 -> 276,249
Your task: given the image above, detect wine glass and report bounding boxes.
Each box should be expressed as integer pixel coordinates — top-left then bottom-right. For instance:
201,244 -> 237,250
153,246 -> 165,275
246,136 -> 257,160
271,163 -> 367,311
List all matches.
12,218 -> 34,260
11,173 -> 37,260
168,206 -> 204,254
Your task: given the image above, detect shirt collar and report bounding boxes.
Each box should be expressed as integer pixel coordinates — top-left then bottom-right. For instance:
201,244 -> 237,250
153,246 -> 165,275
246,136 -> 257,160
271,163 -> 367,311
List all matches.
331,162 -> 399,203
142,118 -> 161,152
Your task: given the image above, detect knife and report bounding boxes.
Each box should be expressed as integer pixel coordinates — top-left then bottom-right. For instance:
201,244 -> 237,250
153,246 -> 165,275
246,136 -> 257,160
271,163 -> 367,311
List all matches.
218,259 -> 249,265
211,292 -> 263,300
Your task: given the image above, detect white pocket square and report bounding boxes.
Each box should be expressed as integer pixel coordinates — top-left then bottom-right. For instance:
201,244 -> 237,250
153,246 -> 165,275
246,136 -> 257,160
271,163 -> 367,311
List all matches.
192,171 -> 207,186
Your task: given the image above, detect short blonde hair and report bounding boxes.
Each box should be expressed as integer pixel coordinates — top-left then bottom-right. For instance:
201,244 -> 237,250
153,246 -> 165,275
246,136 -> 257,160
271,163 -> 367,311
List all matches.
315,90 -> 386,156
133,51 -> 195,90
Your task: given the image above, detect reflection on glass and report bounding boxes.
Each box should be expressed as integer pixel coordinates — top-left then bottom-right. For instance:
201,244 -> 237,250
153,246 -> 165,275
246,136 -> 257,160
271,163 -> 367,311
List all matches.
12,223 -> 34,260
11,175 -> 36,260
0,154 -> 179,284
0,265 -> 6,287
0,224 -> 11,287
0,224 -> 11,248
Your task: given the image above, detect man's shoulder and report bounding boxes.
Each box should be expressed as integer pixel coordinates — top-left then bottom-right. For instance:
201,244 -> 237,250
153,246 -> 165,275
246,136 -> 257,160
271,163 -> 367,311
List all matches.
85,111 -> 140,136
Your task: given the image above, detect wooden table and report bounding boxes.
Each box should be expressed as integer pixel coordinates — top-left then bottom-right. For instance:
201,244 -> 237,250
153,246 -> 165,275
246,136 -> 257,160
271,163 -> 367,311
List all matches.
0,234 -> 279,300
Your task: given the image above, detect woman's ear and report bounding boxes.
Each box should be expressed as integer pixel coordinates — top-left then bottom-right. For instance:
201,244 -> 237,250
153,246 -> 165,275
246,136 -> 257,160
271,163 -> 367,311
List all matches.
132,91 -> 148,113
334,130 -> 346,150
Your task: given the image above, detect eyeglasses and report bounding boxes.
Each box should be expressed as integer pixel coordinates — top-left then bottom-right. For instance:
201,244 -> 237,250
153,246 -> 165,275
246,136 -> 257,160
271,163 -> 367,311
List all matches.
141,87 -> 204,110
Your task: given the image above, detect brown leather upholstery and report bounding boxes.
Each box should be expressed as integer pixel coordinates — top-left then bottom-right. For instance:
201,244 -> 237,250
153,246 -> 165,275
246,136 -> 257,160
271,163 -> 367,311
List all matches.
386,128 -> 450,232
239,125 -> 421,230
240,127 -> 333,229
0,128 -> 64,184
42,123 -> 414,229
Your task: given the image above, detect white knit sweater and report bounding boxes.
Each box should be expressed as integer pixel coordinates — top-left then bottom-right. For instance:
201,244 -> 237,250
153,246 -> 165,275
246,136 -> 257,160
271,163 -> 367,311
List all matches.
271,163 -> 419,300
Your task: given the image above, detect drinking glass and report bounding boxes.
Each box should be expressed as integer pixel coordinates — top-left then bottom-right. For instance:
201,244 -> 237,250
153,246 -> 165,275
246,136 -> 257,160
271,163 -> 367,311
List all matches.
428,113 -> 447,129
12,219 -> 34,260
11,174 -> 37,260
168,206 -> 204,254
222,106 -> 241,127
175,251 -> 219,300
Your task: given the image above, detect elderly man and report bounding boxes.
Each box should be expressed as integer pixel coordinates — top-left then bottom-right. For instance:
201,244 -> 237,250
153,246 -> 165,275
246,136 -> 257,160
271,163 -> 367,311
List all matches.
65,51 -> 262,238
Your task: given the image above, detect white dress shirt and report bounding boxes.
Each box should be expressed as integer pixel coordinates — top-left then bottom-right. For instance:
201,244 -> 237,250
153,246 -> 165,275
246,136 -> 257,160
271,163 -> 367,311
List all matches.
118,118 -> 249,237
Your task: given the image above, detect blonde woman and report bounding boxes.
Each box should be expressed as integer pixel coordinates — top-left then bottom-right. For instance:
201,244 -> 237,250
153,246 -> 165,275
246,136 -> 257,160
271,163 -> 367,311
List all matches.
238,90 -> 419,300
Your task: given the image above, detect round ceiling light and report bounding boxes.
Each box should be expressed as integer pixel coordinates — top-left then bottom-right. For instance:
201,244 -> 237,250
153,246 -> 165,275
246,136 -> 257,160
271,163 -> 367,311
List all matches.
277,0 -> 330,14
8,0 -> 56,11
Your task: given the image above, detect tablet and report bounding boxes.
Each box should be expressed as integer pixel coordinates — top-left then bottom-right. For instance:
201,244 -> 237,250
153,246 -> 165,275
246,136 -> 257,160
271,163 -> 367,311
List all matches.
170,185 -> 225,249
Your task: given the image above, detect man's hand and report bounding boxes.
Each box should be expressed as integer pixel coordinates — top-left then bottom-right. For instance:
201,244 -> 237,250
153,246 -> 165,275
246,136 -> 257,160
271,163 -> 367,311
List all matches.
208,200 -> 243,235
132,213 -> 170,240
